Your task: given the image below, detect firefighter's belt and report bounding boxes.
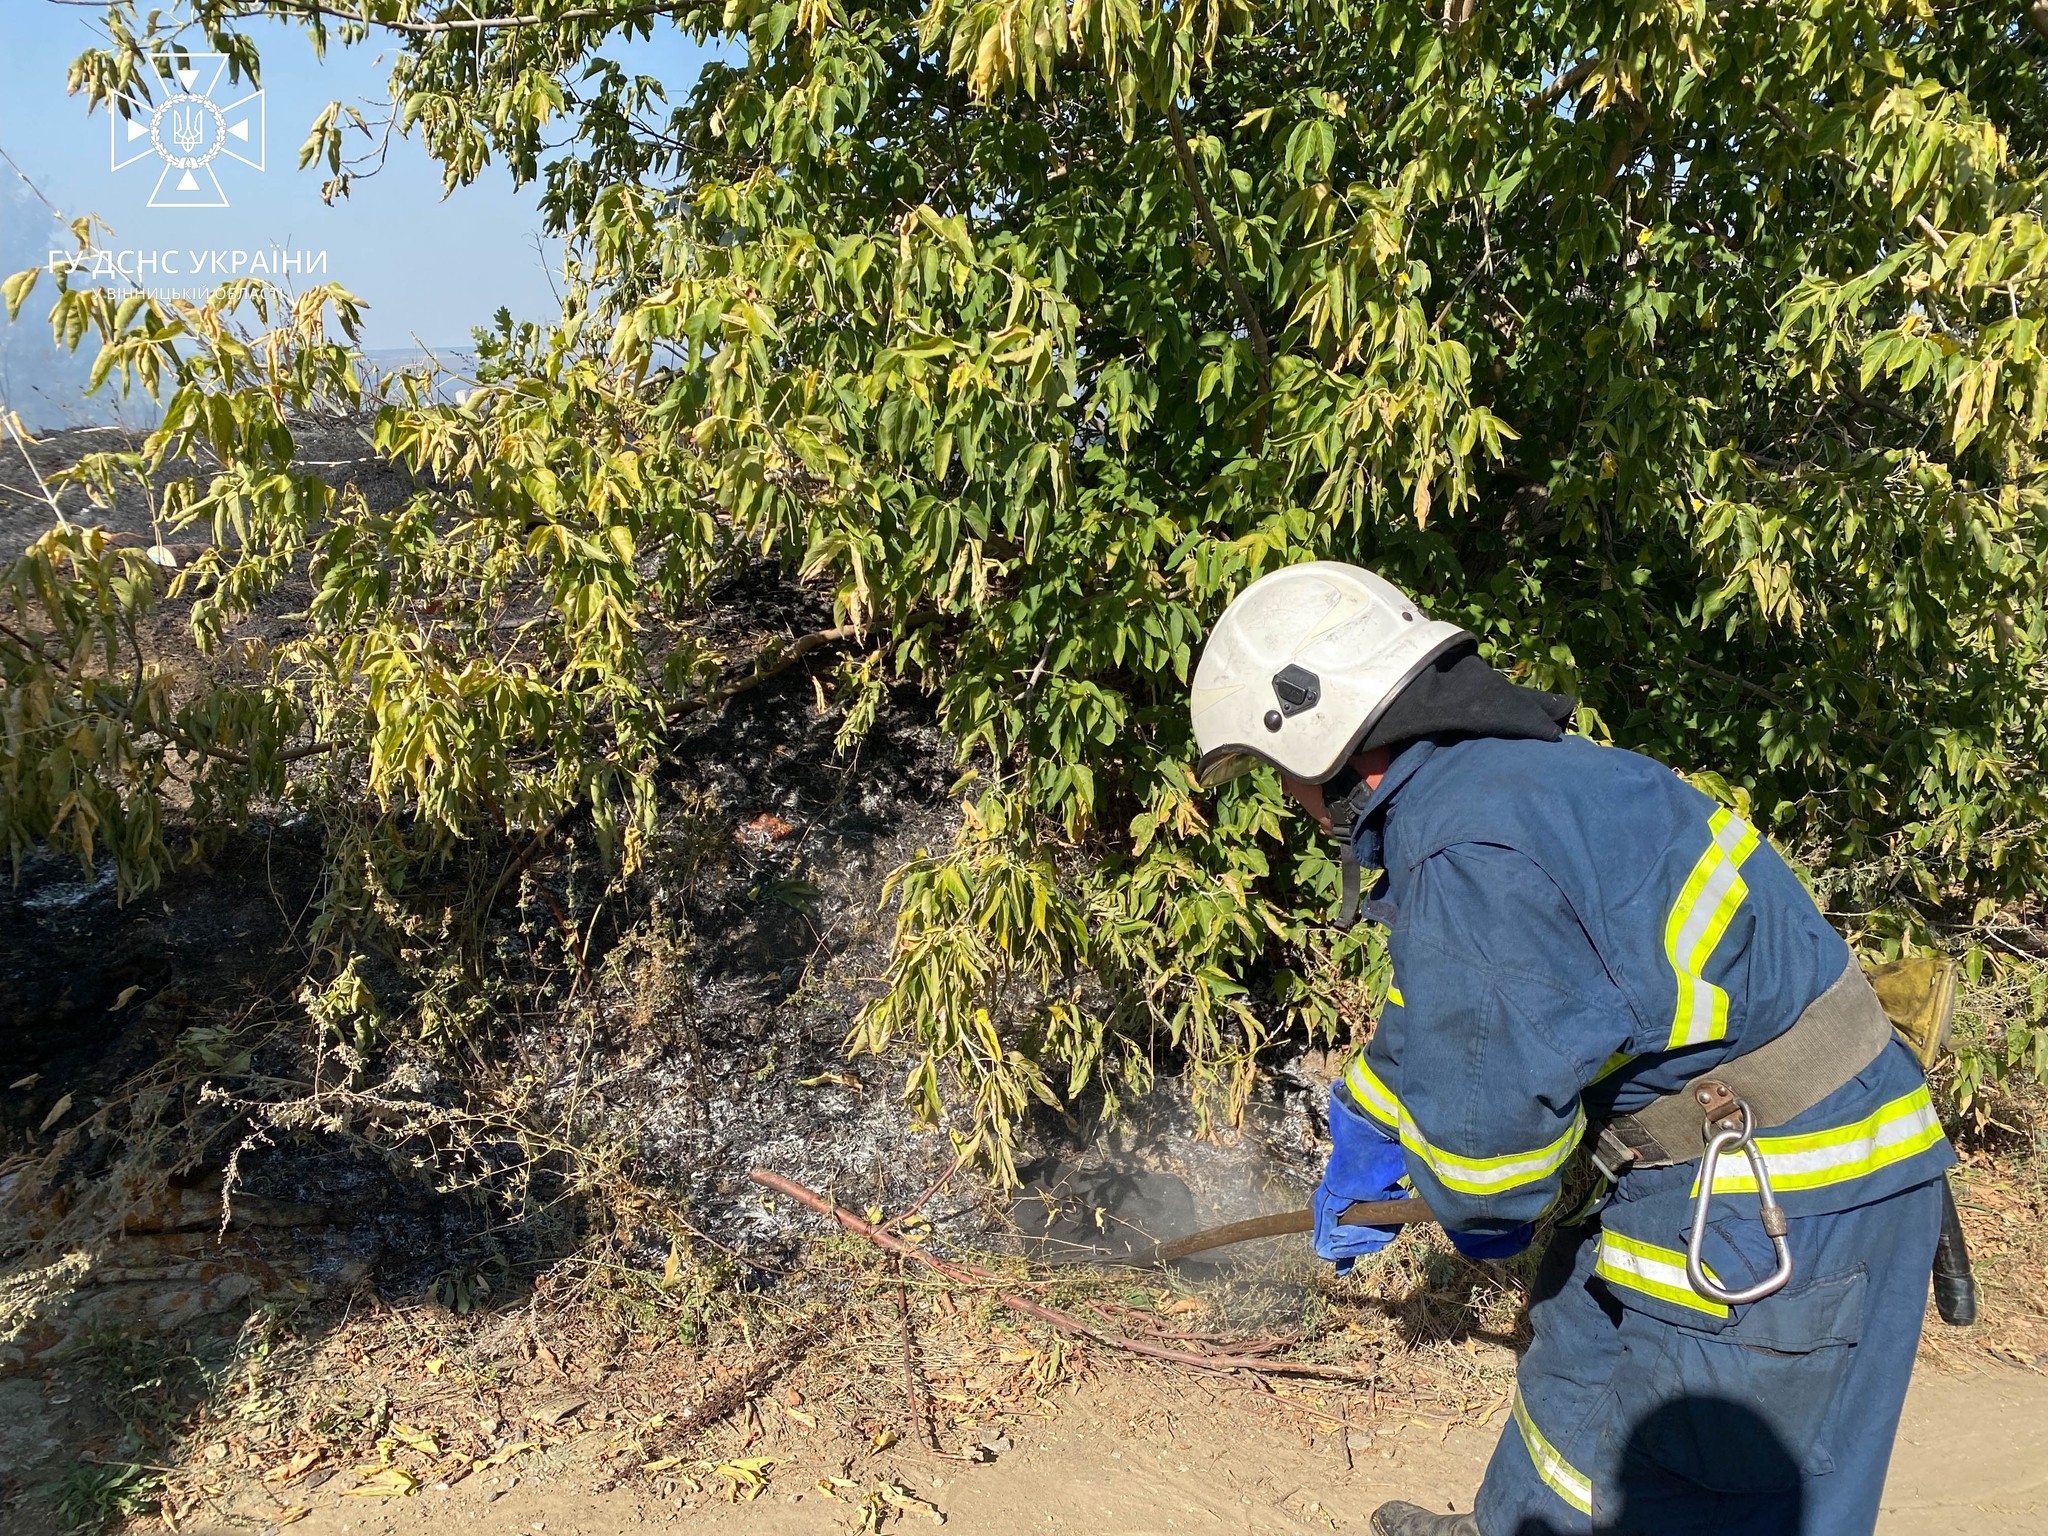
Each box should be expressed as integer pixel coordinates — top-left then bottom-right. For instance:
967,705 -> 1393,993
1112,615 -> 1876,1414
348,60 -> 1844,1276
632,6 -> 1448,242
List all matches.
1596,961 -> 1893,1172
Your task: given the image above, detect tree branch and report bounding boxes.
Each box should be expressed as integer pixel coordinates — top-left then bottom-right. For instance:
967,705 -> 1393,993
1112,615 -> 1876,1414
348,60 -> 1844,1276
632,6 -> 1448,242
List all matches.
1538,57 -> 1598,108
1165,101 -> 1273,452
0,615 -> 54,659
50,0 -> 677,35
751,1168 -> 1372,1381
670,608 -> 941,720
182,736 -> 334,767
1914,213 -> 1951,252
1690,661 -> 1890,751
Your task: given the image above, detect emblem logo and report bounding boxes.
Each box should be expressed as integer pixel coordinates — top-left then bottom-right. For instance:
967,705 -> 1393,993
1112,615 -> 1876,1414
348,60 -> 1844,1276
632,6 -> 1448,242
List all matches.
109,55 -> 264,209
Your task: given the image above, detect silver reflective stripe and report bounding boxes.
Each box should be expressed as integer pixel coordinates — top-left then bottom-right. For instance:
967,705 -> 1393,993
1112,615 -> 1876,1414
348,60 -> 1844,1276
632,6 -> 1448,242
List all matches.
1513,1384 -> 1594,1516
1663,809 -> 1760,1049
1344,1055 -> 1584,1197
1594,1230 -> 1729,1318
1699,1084 -> 1946,1195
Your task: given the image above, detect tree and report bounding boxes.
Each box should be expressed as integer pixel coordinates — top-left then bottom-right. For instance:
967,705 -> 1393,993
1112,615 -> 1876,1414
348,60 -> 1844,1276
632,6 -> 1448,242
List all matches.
9,0 -> 2048,1175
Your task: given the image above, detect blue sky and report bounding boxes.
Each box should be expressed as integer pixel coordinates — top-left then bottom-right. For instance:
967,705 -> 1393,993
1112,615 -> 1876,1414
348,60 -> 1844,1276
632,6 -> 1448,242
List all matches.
0,0 -> 717,352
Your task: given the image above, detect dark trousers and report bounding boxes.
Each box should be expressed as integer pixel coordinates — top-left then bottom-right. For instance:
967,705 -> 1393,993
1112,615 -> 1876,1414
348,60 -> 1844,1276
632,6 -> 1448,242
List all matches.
1474,1178 -> 1944,1535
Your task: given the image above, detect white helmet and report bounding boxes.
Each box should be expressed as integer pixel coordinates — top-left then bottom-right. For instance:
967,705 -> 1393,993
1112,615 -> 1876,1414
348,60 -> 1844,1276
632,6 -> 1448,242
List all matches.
1191,562 -> 1469,787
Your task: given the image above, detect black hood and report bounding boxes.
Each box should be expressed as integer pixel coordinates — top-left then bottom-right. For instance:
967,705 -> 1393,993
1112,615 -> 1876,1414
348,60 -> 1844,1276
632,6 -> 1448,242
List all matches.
1358,642 -> 1575,756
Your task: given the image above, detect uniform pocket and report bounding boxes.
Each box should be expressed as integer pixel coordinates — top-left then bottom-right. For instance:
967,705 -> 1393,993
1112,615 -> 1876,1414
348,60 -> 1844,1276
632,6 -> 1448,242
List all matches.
1615,1265 -> 1866,1493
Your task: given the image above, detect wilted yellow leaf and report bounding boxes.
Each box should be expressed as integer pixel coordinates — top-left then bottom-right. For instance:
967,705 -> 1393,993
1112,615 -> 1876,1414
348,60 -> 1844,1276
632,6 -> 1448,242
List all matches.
702,1455 -> 779,1500
348,1468 -> 419,1498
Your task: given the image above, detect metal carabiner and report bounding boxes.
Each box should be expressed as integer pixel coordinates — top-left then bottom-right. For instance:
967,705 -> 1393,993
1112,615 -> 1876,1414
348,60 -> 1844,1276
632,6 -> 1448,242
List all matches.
1685,1100 -> 1794,1307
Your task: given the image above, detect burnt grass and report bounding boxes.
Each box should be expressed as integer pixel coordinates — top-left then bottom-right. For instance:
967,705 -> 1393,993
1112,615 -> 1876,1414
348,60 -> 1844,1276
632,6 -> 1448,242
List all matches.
0,421 -> 1324,1325
1,422 -> 971,1316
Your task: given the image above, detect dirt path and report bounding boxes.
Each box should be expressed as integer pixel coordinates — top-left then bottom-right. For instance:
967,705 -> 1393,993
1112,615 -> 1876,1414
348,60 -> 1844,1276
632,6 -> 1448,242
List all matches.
201,1362 -> 2046,1536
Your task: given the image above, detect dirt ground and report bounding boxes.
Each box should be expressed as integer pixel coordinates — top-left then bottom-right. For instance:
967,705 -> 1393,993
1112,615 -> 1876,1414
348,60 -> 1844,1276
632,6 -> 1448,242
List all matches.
7,420 -> 2048,1536
130,1357 -> 2048,1536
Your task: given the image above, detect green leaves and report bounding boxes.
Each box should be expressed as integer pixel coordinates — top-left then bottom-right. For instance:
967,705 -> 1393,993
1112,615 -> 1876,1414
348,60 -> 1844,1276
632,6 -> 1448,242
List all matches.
10,0 -> 2048,1163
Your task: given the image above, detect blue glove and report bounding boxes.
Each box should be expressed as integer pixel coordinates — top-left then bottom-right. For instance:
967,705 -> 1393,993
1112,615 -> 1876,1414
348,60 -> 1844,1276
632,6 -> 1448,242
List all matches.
1447,1223 -> 1535,1261
1314,1083 -> 1413,1272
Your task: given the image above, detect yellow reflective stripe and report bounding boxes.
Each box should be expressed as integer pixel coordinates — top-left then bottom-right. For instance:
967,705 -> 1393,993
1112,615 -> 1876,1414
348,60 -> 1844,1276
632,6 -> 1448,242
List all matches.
1344,1056 -> 1584,1197
1594,1230 -> 1729,1318
1343,1053 -> 1401,1131
1512,1385 -> 1593,1516
1407,1108 -> 1586,1197
1699,1084 -> 1945,1196
1592,1050 -> 1634,1082
1663,809 -> 1761,1049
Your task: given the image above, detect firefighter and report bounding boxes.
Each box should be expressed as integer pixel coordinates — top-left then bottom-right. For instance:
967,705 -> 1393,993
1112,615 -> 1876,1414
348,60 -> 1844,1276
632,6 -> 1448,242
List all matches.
1190,562 -> 1953,1536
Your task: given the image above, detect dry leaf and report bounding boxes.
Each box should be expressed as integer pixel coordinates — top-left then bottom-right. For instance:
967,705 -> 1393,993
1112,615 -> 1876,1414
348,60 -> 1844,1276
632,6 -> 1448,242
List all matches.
38,1093 -> 72,1133
869,1428 -> 900,1453
881,1482 -> 946,1524
784,1406 -> 817,1429
1158,1297 -> 1207,1317
263,1449 -> 324,1484
386,1424 -> 440,1455
797,1071 -> 861,1090
476,1442 -> 534,1470
662,1243 -> 681,1288
347,1468 -> 419,1498
109,984 -> 141,1011
8,1074 -> 39,1090
998,1348 -> 1038,1363
275,1507 -> 311,1527
702,1455 -> 778,1501
424,1358 -> 446,1376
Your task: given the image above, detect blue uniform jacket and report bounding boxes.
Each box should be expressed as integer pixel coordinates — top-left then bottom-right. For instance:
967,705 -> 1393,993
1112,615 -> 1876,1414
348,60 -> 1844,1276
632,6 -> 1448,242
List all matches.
1339,733 -> 1952,1319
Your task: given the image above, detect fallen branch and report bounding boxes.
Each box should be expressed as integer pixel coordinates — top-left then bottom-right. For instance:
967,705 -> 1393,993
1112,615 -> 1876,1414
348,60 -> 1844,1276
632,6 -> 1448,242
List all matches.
881,1152 -> 965,1235
749,1168 -> 1373,1382
891,1254 -> 938,1450
671,1314 -> 824,1439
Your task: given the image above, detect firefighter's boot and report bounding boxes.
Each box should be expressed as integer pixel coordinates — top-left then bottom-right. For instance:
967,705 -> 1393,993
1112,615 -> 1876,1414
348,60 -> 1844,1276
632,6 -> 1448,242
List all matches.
1370,1501 -> 1481,1536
